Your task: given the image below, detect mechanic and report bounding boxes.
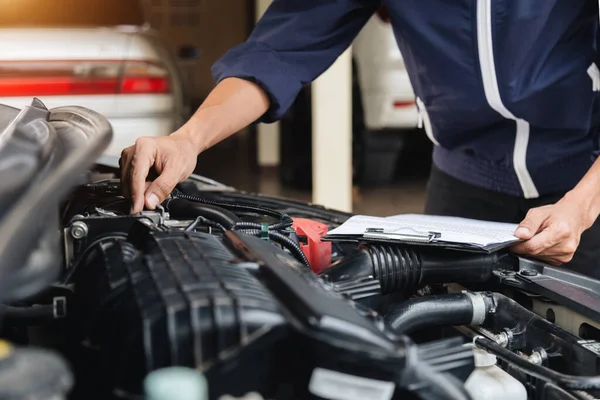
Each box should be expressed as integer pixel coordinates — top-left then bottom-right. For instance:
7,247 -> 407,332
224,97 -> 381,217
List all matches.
120,1 -> 600,278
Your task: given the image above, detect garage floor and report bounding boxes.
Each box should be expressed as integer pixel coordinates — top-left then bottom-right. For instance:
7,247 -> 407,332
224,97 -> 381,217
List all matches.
195,130 -> 431,216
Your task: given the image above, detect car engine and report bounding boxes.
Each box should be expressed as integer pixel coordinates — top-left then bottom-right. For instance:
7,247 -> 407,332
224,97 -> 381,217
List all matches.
2,99 -> 600,400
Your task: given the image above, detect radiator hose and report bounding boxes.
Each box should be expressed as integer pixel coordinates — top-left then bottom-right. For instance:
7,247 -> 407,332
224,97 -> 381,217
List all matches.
321,244 -> 504,294
384,292 -> 495,335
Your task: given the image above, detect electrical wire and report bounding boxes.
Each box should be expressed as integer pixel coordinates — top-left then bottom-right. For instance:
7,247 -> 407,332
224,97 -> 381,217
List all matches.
182,217 -> 309,267
470,334 -> 600,390
238,228 -> 310,268
62,235 -> 127,284
172,191 -> 294,231
168,192 -> 310,267
184,216 -> 226,232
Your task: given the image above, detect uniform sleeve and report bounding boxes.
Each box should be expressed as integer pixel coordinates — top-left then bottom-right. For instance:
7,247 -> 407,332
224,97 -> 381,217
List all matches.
211,0 -> 381,123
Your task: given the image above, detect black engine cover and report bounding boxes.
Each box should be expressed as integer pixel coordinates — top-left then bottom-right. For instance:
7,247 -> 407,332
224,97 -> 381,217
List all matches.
67,218 -> 471,399
72,226 -> 289,397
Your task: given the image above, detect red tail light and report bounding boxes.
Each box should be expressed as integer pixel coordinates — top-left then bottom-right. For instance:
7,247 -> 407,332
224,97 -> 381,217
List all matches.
376,6 -> 390,23
393,100 -> 416,108
119,61 -> 171,94
0,60 -> 171,97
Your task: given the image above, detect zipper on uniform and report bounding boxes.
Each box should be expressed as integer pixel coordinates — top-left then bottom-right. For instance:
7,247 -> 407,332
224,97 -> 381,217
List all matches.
416,97 -> 439,146
476,0 -> 539,198
416,97 -> 423,129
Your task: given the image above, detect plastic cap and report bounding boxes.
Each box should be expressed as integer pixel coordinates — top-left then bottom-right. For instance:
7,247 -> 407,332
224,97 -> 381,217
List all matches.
473,348 -> 497,367
144,367 -> 208,400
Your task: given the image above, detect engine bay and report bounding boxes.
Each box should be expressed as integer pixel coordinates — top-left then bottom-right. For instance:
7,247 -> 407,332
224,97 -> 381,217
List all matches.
2,100 -> 600,400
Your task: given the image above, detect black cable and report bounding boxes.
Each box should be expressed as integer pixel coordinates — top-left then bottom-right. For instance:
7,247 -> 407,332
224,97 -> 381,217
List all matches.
472,335 -> 600,390
173,191 -> 293,230
166,198 -> 239,229
238,228 -> 310,268
233,221 -> 293,232
62,235 -> 127,284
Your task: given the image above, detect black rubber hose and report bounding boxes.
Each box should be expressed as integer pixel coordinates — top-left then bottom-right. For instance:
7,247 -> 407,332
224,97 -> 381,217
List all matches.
173,192 -> 293,230
384,293 -> 491,335
472,335 -> 600,390
239,229 -> 310,268
165,198 -> 240,230
0,304 -> 54,322
320,244 -> 499,294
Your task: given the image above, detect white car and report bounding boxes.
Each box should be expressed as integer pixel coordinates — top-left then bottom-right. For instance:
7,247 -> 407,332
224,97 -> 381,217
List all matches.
0,0 -> 186,157
353,6 -> 419,131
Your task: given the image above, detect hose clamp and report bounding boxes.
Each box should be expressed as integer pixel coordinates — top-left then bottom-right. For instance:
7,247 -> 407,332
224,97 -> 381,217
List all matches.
464,291 -> 487,325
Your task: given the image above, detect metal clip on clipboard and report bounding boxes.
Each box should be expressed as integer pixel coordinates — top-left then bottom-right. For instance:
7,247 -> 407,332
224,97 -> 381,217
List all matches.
363,227 -> 442,244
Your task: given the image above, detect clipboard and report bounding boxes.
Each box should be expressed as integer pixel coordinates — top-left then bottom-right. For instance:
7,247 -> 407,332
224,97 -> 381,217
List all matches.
322,214 -> 522,254
363,227 -> 441,243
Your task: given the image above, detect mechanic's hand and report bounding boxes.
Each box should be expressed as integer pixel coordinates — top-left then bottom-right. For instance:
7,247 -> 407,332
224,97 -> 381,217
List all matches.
511,198 -> 594,266
120,134 -> 197,214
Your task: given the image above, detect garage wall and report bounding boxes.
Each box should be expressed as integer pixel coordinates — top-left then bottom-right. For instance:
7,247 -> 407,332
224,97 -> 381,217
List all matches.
142,0 -> 253,103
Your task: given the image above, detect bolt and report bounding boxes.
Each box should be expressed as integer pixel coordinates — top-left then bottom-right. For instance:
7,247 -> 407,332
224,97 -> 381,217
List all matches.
520,269 -> 538,277
70,221 -> 88,239
529,351 -> 543,365
503,277 -> 522,286
494,332 -> 509,347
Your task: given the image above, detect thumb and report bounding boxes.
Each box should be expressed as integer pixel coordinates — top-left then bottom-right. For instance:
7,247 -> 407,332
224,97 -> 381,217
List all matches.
515,212 -> 545,240
144,167 -> 180,209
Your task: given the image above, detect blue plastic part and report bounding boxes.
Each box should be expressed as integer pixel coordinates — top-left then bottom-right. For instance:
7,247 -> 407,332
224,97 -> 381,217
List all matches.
260,223 -> 269,241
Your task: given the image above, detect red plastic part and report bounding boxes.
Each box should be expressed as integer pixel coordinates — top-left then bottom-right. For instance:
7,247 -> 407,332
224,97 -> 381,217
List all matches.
292,218 -> 332,274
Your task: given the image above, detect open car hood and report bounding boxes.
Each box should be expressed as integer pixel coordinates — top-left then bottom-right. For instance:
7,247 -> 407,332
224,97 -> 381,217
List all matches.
0,98 -> 112,302
2,99 -> 600,400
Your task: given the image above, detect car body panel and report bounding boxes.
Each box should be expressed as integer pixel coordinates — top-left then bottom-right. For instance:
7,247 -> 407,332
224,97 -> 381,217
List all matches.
0,26 -> 182,157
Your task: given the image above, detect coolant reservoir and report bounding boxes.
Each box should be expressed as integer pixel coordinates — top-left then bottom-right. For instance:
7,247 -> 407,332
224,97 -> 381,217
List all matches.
465,348 -> 527,400
144,367 -> 208,400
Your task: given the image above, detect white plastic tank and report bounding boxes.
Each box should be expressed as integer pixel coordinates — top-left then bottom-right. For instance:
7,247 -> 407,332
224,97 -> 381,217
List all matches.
144,367 -> 208,400
465,348 -> 528,400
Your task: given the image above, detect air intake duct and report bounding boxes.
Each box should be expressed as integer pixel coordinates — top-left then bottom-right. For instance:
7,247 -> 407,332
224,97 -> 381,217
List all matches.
320,244 -> 505,295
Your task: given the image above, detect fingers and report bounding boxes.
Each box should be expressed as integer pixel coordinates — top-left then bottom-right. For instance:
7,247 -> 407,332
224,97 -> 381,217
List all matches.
144,165 -> 181,209
511,219 -> 577,265
129,138 -> 157,214
119,147 -> 133,200
512,229 -> 556,255
119,134 -> 196,213
514,206 -> 550,240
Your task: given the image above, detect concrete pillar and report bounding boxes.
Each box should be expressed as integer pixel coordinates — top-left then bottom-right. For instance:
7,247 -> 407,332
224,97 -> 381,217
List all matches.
311,49 -> 353,213
255,0 -> 280,167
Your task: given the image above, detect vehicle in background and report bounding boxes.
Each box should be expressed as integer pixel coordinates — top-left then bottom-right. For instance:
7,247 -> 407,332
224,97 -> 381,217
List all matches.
0,0 -> 188,157
279,6 -> 425,189
353,6 -> 419,132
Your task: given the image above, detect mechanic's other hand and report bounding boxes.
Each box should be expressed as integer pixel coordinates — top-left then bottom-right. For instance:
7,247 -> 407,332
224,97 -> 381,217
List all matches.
511,199 -> 593,266
120,134 -> 197,214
